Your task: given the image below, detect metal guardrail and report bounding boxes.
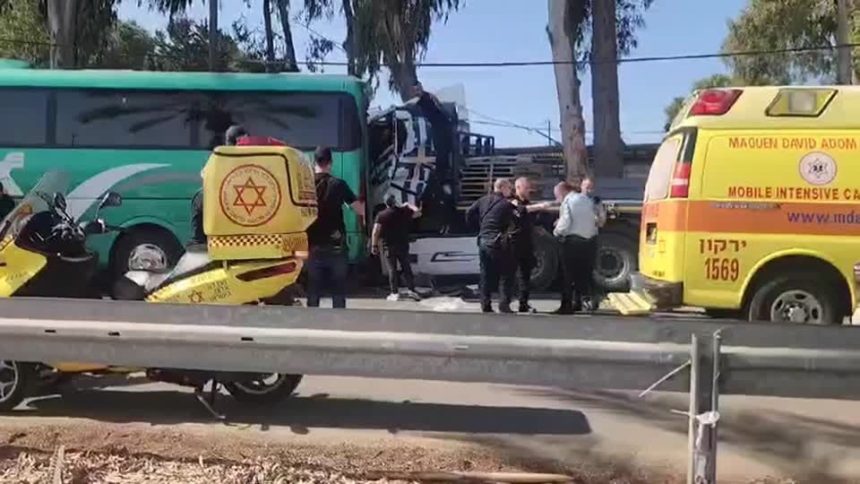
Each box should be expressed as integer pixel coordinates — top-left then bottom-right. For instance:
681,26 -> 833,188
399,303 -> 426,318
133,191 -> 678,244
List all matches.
0,297 -> 859,483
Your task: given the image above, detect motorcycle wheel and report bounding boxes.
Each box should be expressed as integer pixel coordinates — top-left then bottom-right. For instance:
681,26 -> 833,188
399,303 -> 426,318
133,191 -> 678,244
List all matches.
224,373 -> 303,404
0,361 -> 33,412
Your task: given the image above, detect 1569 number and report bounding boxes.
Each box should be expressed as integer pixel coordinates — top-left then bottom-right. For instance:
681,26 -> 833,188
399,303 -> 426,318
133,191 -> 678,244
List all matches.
704,258 -> 740,282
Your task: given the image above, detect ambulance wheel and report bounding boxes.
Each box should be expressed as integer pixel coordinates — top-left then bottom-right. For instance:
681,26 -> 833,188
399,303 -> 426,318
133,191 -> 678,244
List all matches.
0,361 -> 33,412
225,373 -> 303,404
530,228 -> 559,292
111,228 -> 183,276
747,273 -> 841,325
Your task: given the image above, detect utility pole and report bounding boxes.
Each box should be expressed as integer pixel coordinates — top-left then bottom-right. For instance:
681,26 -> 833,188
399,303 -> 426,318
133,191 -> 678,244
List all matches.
208,0 -> 218,71
836,0 -> 853,84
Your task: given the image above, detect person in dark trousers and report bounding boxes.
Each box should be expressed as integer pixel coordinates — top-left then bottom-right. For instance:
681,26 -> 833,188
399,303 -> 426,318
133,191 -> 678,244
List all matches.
0,182 -> 15,220
466,178 -> 516,313
306,147 -> 365,308
190,125 -> 248,245
553,179 -> 602,314
371,195 -> 421,301
510,177 -> 552,313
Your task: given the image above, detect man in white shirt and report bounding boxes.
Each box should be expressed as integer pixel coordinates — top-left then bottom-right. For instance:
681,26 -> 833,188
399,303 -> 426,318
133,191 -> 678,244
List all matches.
553,178 -> 604,314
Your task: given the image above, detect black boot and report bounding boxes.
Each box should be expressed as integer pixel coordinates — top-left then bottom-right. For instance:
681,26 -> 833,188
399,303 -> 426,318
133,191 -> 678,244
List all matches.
498,302 -> 514,314
481,302 -> 494,313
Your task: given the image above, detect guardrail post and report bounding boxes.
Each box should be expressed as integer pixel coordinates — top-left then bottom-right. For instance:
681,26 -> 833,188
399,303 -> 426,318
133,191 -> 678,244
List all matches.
687,333 -> 720,484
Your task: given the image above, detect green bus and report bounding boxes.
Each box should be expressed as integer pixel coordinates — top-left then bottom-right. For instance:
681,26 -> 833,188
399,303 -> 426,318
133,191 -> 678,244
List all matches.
0,63 -> 367,276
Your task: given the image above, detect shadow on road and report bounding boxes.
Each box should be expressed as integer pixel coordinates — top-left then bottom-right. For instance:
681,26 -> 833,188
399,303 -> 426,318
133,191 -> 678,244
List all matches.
21,388 -> 591,436
519,387 -> 860,484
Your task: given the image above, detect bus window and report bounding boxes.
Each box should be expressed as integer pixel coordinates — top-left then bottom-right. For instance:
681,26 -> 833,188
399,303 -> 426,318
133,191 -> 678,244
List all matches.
0,89 -> 48,146
196,92 -> 343,150
55,90 -> 193,148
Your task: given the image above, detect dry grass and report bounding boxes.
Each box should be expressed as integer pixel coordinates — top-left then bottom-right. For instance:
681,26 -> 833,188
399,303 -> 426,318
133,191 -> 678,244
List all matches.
0,448 -> 413,484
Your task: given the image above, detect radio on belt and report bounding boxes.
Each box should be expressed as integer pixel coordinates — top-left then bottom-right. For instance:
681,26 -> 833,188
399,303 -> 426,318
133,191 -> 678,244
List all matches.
202,142 -> 318,260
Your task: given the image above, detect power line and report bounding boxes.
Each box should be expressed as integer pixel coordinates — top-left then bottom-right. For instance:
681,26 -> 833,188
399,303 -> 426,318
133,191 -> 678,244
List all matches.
2,36 -> 859,68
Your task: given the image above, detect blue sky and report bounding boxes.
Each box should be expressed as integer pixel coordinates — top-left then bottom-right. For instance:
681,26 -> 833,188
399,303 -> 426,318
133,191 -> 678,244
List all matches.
119,0 -> 747,147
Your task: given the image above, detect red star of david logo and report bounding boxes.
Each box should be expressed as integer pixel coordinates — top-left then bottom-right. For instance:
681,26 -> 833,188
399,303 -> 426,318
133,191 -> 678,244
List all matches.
233,177 -> 268,215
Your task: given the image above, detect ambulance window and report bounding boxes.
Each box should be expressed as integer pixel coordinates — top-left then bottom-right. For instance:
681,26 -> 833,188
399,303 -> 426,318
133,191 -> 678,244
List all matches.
644,136 -> 682,201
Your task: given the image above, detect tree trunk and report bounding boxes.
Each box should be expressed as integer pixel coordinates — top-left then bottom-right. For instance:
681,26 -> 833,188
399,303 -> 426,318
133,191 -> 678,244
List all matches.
547,0 -> 588,183
836,0 -> 854,84
590,0 -> 623,178
262,0 -> 275,72
342,0 -> 357,77
393,61 -> 419,102
208,0 -> 218,71
274,0 -> 298,72
47,0 -> 78,68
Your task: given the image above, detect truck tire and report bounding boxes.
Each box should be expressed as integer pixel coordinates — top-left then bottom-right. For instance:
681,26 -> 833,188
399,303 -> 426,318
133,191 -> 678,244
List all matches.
746,272 -> 842,325
594,231 -> 638,292
530,228 -> 559,292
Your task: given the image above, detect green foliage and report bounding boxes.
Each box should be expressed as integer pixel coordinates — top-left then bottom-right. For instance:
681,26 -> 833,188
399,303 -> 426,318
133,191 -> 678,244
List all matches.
577,0 -> 655,69
149,17 -> 246,72
722,0 -> 837,84
0,0 -> 50,66
92,21 -> 155,69
663,74 -> 735,131
302,0 -> 462,99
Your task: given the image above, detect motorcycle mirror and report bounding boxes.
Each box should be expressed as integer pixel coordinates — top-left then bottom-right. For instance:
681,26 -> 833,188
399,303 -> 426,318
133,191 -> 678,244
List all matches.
52,192 -> 67,211
83,220 -> 107,236
99,191 -> 122,209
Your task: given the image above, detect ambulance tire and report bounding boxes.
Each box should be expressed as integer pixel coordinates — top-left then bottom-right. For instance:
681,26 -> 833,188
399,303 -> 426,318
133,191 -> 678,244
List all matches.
747,273 -> 842,325
530,228 -> 559,292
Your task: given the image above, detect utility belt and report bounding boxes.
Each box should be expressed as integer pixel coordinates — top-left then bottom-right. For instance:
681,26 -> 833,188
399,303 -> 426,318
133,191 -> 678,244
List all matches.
557,233 -> 596,244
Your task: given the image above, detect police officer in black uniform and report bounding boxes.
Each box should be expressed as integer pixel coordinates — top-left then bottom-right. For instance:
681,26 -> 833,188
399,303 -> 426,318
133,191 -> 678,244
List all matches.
466,178 -> 515,313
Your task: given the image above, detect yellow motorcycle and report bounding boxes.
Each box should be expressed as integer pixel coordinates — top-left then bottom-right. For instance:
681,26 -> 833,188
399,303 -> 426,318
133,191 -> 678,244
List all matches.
0,145 -> 316,414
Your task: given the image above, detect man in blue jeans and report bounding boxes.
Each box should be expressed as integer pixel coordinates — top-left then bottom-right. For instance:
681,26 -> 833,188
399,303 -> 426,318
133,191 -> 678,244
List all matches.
305,147 -> 365,308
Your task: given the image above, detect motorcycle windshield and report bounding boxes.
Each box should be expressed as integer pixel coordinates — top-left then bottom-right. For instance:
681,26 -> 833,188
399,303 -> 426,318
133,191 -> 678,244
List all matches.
0,171 -> 71,243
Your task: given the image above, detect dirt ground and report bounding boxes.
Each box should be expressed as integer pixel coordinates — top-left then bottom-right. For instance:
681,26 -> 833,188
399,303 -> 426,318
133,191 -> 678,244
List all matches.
0,420 -> 805,484
0,419 -> 680,484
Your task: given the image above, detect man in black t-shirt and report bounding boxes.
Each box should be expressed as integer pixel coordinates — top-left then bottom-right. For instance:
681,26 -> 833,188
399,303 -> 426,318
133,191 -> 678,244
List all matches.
305,147 -> 365,308
0,183 -> 15,221
371,195 -> 421,301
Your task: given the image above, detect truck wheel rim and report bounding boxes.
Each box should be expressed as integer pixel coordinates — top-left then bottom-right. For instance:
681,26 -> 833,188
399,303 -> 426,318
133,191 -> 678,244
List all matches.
770,290 -> 823,324
596,247 -> 626,282
128,244 -> 168,271
233,373 -> 288,395
0,361 -> 19,403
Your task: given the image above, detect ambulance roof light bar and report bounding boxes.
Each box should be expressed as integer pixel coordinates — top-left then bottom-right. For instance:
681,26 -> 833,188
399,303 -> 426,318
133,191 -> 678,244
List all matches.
689,89 -> 742,116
